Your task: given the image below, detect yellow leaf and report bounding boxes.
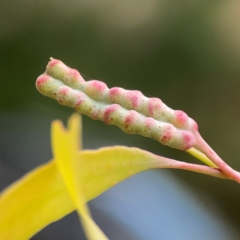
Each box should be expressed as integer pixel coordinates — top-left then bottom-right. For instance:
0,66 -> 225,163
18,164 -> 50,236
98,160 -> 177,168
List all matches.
78,146 -> 162,200
0,147 -> 168,239
0,113 -> 192,240
51,114 -> 108,240
0,161 -> 74,240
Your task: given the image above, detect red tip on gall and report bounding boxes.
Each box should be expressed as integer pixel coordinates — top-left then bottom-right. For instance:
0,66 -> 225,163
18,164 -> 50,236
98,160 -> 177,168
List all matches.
126,91 -> 142,108
124,111 -> 137,126
58,87 -> 69,96
48,59 -> 61,68
103,104 -> 119,124
148,98 -> 163,116
89,80 -> 107,93
36,74 -> 49,89
109,87 -> 124,101
175,110 -> 188,126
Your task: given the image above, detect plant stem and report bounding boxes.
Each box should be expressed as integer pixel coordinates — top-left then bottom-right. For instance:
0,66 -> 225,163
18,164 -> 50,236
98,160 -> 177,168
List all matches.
163,160 -> 230,180
194,132 -> 240,183
186,147 -> 217,167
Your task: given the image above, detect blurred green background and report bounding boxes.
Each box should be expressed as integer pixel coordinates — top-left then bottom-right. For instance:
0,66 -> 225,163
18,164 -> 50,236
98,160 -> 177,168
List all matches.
1,0 -> 240,239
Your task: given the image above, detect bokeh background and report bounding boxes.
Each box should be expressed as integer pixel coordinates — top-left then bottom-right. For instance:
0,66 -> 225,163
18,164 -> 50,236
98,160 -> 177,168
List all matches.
1,1 -> 240,239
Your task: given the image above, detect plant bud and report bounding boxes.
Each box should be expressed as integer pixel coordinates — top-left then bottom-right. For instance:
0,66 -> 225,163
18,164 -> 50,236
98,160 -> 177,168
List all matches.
36,58 -> 198,150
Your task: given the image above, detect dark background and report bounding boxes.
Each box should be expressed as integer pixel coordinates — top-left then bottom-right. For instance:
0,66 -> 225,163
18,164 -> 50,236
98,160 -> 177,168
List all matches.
1,1 -> 240,239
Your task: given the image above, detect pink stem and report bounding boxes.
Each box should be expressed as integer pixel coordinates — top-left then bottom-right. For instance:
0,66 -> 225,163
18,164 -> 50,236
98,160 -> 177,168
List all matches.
155,158 -> 230,180
194,132 -> 240,183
